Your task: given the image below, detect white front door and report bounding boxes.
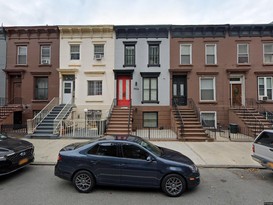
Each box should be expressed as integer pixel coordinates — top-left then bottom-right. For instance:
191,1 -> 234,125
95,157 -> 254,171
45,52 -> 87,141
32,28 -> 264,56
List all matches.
63,81 -> 73,104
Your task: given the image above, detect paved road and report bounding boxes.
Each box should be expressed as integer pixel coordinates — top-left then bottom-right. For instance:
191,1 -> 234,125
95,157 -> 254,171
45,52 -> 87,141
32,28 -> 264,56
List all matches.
0,166 -> 273,205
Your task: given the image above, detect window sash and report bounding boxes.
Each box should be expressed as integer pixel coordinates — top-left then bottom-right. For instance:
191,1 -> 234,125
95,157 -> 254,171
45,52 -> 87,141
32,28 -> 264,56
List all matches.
180,44 -> 192,64
94,44 -> 104,56
200,77 -> 215,101
70,45 -> 80,60
258,77 -> 273,100
41,46 -> 51,64
237,44 -> 249,64
206,44 -> 216,64
125,45 -> 135,65
143,78 -> 158,101
264,44 -> 273,63
143,112 -> 158,128
201,112 -> 216,128
149,44 -> 159,65
17,46 -> 27,64
88,81 -> 102,96
35,77 -> 48,100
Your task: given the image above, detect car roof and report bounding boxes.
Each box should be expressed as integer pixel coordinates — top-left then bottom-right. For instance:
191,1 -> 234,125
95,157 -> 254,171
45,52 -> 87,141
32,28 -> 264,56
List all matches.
96,135 -> 144,143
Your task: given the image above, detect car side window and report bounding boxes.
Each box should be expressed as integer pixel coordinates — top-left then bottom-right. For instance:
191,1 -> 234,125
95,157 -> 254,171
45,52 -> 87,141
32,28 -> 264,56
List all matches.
87,143 -> 118,157
256,132 -> 273,147
122,144 -> 149,160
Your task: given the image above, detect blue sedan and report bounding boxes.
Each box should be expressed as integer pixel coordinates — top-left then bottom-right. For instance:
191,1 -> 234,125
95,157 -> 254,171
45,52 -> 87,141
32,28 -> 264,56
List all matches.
54,135 -> 200,197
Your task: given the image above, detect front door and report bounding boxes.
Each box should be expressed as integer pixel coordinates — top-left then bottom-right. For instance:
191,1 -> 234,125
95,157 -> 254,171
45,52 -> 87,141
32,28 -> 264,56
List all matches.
117,76 -> 131,106
13,82 -> 22,103
231,84 -> 242,106
172,76 -> 187,105
63,81 -> 73,104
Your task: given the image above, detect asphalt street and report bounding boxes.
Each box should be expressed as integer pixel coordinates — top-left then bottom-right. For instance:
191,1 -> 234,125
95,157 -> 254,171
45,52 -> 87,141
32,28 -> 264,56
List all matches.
0,166 -> 272,205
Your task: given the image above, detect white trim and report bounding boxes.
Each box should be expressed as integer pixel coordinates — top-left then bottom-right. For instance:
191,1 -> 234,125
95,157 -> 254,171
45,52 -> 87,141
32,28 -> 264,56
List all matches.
229,75 -> 245,106
263,43 -> 273,64
200,111 -> 217,128
205,44 -> 217,65
180,44 -> 192,65
199,76 -> 216,102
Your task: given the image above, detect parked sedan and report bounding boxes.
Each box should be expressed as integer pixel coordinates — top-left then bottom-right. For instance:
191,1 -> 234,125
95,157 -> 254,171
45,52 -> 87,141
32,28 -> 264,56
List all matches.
55,135 -> 200,197
0,133 -> 34,176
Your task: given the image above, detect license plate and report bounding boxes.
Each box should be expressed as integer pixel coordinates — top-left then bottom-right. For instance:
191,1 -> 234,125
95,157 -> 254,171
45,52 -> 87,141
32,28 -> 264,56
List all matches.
19,158 -> 28,165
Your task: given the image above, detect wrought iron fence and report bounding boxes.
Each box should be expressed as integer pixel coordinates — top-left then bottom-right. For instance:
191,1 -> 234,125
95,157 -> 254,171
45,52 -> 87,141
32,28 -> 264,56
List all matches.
0,124 -> 27,137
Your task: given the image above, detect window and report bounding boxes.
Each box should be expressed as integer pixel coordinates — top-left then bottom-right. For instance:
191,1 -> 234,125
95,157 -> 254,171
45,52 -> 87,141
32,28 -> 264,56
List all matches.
88,81 -> 102,96
148,43 -> 160,66
200,112 -> 216,128
205,44 -> 217,65
41,45 -> 51,64
124,43 -> 136,66
143,112 -> 158,128
35,77 -> 48,100
263,43 -> 273,64
258,77 -> 273,100
200,77 -> 216,101
70,44 -> 80,60
122,144 -> 148,160
180,44 -> 192,65
17,46 -> 27,65
143,78 -> 158,102
94,44 -> 104,59
255,131 -> 273,147
88,143 -> 118,157
237,44 -> 249,64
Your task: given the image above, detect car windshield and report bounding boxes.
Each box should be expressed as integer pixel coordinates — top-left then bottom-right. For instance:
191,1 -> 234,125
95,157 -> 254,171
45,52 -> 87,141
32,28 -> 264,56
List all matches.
133,137 -> 162,157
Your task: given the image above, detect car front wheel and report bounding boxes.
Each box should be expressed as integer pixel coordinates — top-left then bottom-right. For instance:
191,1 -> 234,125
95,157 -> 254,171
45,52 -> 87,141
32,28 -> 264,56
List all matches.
73,170 -> 95,193
161,174 -> 186,197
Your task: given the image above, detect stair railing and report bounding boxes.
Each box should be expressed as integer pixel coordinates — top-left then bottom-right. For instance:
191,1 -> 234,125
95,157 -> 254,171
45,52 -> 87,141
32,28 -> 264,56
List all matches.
172,99 -> 184,139
188,98 -> 200,122
247,98 -> 273,124
27,97 -> 59,134
53,98 -> 73,135
105,98 -> 116,130
127,99 -> 132,135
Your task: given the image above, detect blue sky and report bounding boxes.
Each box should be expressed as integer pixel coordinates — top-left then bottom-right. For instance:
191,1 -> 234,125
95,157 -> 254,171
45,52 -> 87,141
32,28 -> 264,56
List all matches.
1,0 -> 273,26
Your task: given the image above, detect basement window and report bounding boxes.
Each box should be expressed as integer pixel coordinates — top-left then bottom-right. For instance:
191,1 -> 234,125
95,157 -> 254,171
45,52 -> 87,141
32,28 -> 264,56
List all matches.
200,111 -> 217,128
143,112 -> 158,128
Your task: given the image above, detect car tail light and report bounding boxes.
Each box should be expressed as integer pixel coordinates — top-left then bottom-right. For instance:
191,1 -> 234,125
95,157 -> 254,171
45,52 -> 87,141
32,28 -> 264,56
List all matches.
252,144 -> 255,153
57,154 -> 62,162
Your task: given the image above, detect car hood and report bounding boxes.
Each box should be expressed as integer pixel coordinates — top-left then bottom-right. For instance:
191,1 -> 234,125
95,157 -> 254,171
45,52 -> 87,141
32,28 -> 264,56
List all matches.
0,137 -> 33,152
160,147 -> 194,165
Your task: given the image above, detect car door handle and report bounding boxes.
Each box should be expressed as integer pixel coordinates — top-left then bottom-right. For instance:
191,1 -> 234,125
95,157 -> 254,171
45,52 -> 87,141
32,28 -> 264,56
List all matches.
90,160 -> 97,165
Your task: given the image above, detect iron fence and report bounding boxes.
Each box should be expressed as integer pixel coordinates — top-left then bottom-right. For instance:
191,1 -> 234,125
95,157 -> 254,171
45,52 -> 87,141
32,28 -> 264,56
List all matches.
0,124 -> 27,137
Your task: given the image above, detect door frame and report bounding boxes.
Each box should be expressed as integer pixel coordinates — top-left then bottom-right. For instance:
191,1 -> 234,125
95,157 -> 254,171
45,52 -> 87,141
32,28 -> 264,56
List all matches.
117,76 -> 131,107
62,81 -> 73,104
229,75 -> 245,106
172,75 -> 187,106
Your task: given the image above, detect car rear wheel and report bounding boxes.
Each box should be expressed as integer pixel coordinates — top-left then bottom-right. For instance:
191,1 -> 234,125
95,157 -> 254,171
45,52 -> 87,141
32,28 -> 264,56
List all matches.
161,174 -> 186,197
73,170 -> 95,193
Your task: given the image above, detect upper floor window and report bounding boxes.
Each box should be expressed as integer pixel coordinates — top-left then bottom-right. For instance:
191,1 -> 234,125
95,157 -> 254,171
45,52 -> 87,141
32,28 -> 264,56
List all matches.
180,44 -> 192,65
70,44 -> 80,60
94,44 -> 104,60
237,44 -> 249,64
88,80 -> 102,96
148,42 -> 160,66
35,77 -> 48,100
124,42 -> 136,66
263,43 -> 273,64
258,77 -> 273,100
200,77 -> 216,101
17,46 -> 27,65
205,44 -> 217,65
41,45 -> 51,64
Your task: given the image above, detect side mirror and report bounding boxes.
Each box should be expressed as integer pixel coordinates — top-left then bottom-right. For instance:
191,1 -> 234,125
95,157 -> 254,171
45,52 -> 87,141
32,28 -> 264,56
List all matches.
146,155 -> 155,162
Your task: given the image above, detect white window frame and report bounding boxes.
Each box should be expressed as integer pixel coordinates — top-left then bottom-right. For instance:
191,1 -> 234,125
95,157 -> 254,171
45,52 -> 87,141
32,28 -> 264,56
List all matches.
87,80 -> 102,96
17,46 -> 27,65
199,77 -> 216,101
70,44 -> 80,60
258,77 -> 273,100
263,43 -> 273,64
205,44 -> 217,65
180,44 -> 192,65
237,44 -> 249,64
41,45 -> 51,64
94,44 -> 105,58
200,111 -> 217,128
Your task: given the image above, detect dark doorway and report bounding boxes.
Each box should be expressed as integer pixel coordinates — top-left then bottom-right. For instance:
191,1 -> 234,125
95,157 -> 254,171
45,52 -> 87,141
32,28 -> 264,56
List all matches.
172,75 -> 187,106
13,111 -> 22,125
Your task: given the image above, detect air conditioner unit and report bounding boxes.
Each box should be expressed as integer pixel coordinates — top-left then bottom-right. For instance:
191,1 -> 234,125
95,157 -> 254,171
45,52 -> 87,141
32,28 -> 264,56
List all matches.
42,59 -> 50,64
95,54 -> 102,60
259,96 -> 268,101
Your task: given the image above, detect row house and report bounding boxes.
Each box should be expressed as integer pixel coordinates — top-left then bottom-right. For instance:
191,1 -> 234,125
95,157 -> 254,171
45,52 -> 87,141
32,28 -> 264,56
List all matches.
0,27 -> 6,105
170,24 -> 273,135
58,25 -> 115,120
3,26 -> 60,124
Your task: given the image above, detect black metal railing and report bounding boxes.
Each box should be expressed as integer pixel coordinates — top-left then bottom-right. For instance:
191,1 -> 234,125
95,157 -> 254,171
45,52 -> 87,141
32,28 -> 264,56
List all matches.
0,124 -> 27,136
105,98 -> 116,130
188,98 -> 200,121
127,99 -> 132,135
172,98 -> 184,139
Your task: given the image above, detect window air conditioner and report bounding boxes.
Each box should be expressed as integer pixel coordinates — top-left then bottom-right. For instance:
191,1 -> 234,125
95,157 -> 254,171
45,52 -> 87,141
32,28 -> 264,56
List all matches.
95,54 -> 102,60
259,96 -> 268,101
263,96 -> 268,101
42,59 -> 50,64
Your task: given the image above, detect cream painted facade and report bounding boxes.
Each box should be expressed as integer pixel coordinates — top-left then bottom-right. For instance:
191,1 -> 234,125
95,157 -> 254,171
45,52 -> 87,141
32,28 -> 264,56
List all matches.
58,25 -> 115,119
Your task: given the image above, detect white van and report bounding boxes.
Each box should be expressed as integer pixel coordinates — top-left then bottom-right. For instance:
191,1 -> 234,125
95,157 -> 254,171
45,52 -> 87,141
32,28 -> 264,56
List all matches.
252,130 -> 273,170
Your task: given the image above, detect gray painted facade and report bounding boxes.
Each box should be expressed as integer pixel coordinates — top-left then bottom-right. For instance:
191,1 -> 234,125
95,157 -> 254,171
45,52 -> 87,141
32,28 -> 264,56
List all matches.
0,27 -> 6,104
114,26 -> 170,106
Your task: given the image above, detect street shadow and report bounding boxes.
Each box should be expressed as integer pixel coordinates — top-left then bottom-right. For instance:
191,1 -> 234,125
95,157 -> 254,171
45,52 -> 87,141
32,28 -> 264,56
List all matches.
0,166 -> 34,184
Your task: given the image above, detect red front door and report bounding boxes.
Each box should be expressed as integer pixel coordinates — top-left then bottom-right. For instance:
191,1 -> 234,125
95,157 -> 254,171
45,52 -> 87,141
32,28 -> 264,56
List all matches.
117,76 -> 131,106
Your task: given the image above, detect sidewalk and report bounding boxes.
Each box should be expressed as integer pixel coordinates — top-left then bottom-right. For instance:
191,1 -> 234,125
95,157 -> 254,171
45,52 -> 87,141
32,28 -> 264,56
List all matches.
25,138 -> 262,168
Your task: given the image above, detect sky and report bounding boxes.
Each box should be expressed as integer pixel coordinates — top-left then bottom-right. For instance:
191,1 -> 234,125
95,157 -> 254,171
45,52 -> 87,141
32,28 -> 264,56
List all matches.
0,0 -> 273,26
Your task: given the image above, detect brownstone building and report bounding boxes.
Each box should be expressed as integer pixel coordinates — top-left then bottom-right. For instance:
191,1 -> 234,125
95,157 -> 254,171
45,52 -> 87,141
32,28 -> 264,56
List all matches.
170,24 -> 273,135
4,26 -> 60,124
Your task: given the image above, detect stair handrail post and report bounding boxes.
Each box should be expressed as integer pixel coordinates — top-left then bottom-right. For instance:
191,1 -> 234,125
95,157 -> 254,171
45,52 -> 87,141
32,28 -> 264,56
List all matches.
127,99 -> 132,135
53,98 -> 73,135
28,97 -> 59,134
